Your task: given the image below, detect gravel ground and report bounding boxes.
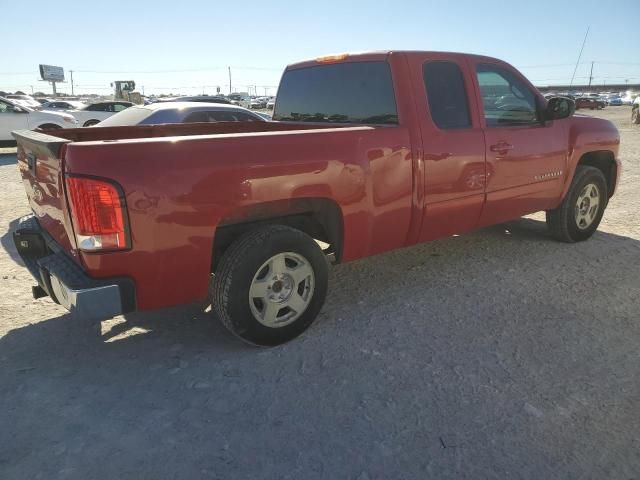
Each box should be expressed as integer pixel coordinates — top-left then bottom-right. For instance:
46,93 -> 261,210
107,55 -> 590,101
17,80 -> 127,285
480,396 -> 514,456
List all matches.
1,108 -> 639,479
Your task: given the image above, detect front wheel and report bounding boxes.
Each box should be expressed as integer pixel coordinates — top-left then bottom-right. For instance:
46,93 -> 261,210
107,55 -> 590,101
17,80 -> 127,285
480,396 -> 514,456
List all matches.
546,166 -> 608,242
211,225 -> 328,346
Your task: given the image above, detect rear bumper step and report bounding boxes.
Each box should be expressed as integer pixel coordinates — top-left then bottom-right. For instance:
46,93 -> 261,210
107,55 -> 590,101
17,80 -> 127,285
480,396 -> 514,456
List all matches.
13,215 -> 135,320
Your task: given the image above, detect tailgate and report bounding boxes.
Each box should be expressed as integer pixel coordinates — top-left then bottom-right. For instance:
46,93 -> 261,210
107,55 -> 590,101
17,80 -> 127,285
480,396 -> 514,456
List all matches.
12,130 -> 77,259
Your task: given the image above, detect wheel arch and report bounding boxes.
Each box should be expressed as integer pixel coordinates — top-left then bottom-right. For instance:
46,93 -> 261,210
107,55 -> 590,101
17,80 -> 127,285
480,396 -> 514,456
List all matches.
212,197 -> 344,272
577,150 -> 617,198
36,123 -> 63,130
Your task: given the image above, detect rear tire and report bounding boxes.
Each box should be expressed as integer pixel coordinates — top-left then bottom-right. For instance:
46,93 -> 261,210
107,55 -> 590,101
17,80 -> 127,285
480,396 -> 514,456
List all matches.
211,225 -> 328,346
546,166 -> 608,243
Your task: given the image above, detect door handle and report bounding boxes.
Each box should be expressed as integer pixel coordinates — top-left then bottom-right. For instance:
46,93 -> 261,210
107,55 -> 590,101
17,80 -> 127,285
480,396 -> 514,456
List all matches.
490,142 -> 514,153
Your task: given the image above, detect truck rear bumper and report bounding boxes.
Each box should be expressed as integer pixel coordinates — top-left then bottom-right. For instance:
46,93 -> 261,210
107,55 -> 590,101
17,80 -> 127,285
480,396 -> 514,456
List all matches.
13,215 -> 136,320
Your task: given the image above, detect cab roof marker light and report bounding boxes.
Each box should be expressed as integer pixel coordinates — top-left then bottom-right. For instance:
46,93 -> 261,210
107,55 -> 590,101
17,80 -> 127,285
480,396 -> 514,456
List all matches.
315,53 -> 349,64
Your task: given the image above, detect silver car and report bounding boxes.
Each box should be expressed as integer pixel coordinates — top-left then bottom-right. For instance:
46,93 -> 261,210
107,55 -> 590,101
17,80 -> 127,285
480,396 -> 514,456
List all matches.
96,102 -> 267,127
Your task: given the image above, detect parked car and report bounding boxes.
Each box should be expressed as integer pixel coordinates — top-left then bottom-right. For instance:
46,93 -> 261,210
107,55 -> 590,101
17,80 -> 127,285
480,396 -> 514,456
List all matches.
575,97 -> 606,110
228,93 -> 251,108
0,97 -> 78,141
621,93 -> 637,105
157,95 -> 232,105
606,95 -> 623,106
250,97 -> 268,109
632,96 -> 640,124
41,100 -> 87,110
5,94 -> 42,109
35,98 -> 53,105
11,50 -> 620,346
42,101 -> 133,126
267,97 -> 276,109
95,102 -> 267,126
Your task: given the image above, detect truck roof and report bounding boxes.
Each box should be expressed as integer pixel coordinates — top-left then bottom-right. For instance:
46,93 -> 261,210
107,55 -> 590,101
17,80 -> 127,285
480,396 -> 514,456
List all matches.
286,50 -> 504,71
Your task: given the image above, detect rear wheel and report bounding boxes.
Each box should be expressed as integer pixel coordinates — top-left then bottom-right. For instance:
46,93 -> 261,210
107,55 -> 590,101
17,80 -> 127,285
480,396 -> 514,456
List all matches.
546,166 -> 608,242
211,225 -> 328,346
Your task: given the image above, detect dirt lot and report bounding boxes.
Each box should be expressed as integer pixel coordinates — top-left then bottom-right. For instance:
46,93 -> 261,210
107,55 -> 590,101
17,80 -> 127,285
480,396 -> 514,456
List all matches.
1,108 -> 639,479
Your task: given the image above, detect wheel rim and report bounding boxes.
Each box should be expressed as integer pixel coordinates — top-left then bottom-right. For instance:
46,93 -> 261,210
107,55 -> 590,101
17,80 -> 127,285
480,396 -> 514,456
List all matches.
574,183 -> 601,230
249,252 -> 315,328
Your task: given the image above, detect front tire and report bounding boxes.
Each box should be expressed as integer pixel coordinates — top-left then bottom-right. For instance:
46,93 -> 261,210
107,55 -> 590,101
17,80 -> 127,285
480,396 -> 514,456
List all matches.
546,166 -> 608,242
211,225 -> 328,346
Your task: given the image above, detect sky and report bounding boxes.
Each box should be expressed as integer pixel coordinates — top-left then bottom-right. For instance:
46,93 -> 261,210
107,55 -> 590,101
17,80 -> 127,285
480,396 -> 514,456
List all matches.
2,0 -> 639,96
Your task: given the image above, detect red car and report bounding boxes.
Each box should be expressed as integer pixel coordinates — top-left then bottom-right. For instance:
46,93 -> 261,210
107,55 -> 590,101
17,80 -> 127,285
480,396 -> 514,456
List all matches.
13,51 -> 621,346
575,96 -> 606,110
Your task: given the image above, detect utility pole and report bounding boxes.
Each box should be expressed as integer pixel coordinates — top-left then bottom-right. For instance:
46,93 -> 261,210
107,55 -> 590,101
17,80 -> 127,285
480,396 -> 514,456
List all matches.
228,66 -> 232,94
588,61 -> 594,87
30,85 -> 34,94
70,70 -> 74,95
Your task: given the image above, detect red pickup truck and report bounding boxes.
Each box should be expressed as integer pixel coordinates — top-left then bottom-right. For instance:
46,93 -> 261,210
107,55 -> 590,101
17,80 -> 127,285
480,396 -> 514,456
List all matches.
12,51 -> 620,346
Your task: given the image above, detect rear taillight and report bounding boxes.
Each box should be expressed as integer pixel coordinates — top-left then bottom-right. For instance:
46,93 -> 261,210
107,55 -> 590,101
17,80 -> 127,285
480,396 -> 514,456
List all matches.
65,176 -> 129,252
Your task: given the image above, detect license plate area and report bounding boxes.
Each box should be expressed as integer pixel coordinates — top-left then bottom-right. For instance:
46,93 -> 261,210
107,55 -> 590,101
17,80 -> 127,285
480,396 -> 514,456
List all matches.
13,231 -> 48,257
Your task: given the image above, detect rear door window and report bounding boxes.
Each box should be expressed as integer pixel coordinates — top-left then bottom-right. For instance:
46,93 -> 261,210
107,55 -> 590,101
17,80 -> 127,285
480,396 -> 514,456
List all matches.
423,61 -> 471,129
273,61 -> 398,124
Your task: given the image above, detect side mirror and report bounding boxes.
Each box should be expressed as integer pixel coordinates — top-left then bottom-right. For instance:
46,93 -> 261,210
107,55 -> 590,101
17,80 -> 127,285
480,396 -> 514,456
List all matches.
545,96 -> 575,121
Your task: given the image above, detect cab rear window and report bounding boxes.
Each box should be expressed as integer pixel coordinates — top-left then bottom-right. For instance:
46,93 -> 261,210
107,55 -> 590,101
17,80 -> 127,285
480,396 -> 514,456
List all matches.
273,61 -> 398,125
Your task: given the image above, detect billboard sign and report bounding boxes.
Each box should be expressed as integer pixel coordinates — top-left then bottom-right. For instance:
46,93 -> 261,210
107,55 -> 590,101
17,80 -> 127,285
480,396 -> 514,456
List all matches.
39,64 -> 65,82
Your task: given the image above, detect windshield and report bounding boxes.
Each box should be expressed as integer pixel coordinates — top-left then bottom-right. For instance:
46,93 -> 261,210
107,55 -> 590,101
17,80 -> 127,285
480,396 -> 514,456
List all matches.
273,61 -> 398,124
96,106 -> 154,126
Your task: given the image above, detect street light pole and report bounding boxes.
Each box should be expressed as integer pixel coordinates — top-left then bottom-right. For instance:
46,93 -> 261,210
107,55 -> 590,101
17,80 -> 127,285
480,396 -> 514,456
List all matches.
70,70 -> 74,95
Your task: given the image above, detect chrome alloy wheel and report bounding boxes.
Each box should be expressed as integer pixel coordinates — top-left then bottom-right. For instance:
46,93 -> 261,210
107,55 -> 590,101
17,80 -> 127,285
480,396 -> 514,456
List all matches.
249,252 -> 315,328
575,183 -> 601,230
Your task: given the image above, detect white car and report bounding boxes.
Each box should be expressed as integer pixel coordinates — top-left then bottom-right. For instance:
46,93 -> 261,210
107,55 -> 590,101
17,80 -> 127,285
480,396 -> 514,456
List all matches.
266,97 -> 276,109
228,94 -> 251,109
41,100 -> 134,127
5,94 -> 42,109
0,97 -> 78,141
621,93 -> 637,106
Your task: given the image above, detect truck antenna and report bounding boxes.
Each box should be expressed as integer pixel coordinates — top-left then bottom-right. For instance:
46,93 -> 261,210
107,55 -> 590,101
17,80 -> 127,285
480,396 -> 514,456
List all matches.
569,26 -> 589,88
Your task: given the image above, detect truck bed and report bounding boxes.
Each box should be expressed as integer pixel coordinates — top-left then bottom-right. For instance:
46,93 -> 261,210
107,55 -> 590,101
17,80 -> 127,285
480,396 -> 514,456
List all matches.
34,121 -> 334,145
